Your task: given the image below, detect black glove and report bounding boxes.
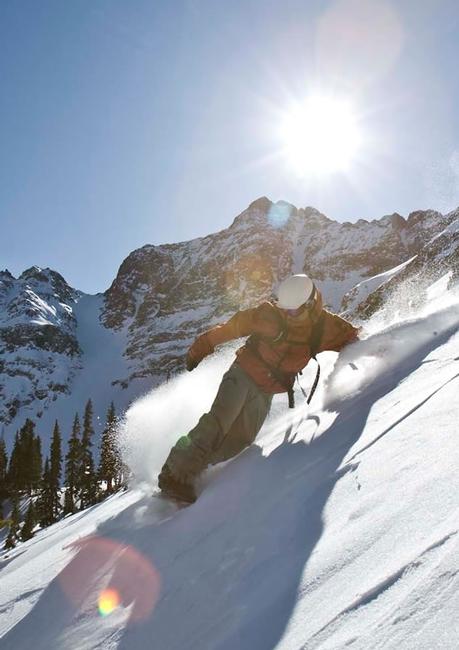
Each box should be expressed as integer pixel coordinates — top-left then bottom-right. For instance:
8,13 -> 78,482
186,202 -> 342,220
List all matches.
186,354 -> 199,372
185,333 -> 214,371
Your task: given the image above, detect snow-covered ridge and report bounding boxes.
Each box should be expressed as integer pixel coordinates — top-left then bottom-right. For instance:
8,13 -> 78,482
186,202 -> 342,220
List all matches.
341,256 -> 417,315
348,206 -> 459,320
0,267 -> 78,330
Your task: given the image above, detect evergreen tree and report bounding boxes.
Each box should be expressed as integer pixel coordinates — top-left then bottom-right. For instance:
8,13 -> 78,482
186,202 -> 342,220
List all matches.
49,420 -> 62,521
0,437 -> 8,505
18,419 -> 34,493
79,399 -> 97,509
21,499 -> 36,541
7,420 -> 42,494
64,414 -> 81,515
31,434 -> 43,494
38,458 -> 54,527
63,489 -> 73,516
4,493 -> 20,549
98,402 -> 119,496
4,526 -> 16,550
7,431 -> 21,492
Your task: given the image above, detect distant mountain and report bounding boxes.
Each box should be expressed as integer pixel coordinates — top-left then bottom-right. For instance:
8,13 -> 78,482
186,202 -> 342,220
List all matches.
0,267 -> 81,423
1,198 -> 458,448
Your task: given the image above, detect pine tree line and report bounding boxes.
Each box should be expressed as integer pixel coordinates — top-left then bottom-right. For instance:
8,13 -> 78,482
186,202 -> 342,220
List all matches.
0,400 -> 126,549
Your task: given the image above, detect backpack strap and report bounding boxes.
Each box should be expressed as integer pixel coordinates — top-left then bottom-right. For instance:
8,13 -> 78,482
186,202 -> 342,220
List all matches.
297,311 -> 326,405
307,311 -> 326,405
306,362 -> 321,405
309,311 -> 326,358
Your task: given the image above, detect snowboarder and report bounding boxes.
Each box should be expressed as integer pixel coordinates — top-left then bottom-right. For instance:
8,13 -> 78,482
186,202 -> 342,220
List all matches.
158,274 -> 359,503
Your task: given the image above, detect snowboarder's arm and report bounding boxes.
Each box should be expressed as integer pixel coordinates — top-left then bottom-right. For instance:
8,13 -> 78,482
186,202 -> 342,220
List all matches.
206,307 -> 259,346
316,311 -> 360,354
186,307 -> 259,370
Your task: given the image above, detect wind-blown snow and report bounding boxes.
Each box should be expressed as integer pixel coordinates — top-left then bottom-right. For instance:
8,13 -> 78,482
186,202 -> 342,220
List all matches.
342,257 -> 416,315
117,346 -> 238,487
326,291 -> 459,405
1,290 -> 458,649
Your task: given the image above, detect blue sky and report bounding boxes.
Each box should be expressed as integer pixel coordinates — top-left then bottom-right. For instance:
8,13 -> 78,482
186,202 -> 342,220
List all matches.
1,0 -> 459,293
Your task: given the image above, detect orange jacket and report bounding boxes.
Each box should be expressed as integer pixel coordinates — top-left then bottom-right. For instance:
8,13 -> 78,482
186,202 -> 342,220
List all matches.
189,292 -> 359,394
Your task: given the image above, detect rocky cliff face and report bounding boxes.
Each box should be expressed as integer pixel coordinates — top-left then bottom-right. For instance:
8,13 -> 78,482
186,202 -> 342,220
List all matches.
1,198 -> 457,441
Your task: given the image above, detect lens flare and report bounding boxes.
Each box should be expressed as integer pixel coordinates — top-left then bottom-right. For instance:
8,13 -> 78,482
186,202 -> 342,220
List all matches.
59,536 -> 161,623
98,588 -> 121,617
316,0 -> 404,88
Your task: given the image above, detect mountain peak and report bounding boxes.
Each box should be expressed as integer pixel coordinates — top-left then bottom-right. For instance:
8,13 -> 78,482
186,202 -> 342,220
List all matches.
18,266 -> 74,290
247,196 -> 273,212
19,266 -> 52,282
376,213 -> 407,229
406,209 -> 441,226
232,198 -> 300,231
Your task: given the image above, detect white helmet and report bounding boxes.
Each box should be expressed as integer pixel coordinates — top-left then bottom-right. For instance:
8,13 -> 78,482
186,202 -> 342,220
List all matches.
276,274 -> 315,310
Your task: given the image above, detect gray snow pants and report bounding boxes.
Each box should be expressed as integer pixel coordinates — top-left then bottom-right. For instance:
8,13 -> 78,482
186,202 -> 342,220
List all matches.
164,362 -> 273,481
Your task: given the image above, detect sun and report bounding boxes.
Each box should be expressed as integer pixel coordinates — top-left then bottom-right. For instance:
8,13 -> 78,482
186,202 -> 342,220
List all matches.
280,95 -> 363,175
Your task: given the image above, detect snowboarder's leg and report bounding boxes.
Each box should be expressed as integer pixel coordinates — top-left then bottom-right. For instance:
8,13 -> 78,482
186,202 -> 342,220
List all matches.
160,363 -> 252,484
209,381 -> 272,464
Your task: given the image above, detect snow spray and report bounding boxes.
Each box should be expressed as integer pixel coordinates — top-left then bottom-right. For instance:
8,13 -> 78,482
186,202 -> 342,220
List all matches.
117,348 -> 237,489
324,288 -> 459,408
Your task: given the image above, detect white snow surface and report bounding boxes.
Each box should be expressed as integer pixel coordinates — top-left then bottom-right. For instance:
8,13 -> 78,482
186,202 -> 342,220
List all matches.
1,291 -> 459,649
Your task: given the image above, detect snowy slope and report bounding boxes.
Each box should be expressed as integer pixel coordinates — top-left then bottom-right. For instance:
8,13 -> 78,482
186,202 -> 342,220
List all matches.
1,286 -> 458,649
